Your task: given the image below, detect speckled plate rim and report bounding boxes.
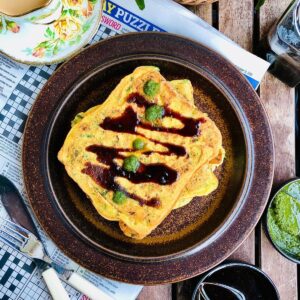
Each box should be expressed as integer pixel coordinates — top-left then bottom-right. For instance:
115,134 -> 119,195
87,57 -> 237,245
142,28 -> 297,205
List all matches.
264,178 -> 300,264
0,0 -> 103,66
22,32 -> 274,284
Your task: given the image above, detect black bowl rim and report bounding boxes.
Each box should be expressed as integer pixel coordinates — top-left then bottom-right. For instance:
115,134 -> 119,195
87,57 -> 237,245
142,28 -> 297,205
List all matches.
192,261 -> 280,300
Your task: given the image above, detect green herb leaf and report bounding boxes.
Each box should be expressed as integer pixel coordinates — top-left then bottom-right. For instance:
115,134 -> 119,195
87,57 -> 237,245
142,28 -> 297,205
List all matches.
133,138 -> 145,150
37,41 -> 52,48
53,44 -> 60,55
62,9 -> 80,17
82,19 -> 92,33
255,0 -> 266,10
45,27 -> 55,39
113,191 -> 127,204
145,105 -> 165,122
100,189 -> 109,197
135,0 -> 145,10
123,155 -> 140,173
143,80 -> 160,97
71,112 -> 85,127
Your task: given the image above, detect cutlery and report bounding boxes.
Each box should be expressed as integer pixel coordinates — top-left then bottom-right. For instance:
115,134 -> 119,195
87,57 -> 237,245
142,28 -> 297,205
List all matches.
0,175 -> 113,300
0,218 -> 70,300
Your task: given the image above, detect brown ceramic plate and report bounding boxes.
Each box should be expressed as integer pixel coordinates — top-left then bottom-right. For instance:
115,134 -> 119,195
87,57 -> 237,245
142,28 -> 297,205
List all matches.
23,32 -> 274,284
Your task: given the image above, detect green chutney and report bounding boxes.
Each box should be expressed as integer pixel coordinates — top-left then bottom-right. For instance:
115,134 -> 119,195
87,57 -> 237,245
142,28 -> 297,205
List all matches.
267,180 -> 300,258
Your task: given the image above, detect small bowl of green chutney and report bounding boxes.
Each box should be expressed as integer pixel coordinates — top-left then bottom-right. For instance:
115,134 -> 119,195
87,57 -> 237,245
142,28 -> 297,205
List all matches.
265,178 -> 300,263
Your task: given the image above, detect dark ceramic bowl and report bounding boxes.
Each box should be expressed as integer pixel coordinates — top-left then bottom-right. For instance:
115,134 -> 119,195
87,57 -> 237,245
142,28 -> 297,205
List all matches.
192,262 -> 280,300
23,32 -> 274,284
46,57 -> 248,261
264,178 -> 300,264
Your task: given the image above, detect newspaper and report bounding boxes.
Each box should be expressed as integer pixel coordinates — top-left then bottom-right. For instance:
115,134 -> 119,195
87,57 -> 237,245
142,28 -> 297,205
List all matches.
0,1 -> 270,299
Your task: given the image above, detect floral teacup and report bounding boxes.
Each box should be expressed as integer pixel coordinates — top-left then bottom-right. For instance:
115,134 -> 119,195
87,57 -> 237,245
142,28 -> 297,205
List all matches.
0,0 -> 62,24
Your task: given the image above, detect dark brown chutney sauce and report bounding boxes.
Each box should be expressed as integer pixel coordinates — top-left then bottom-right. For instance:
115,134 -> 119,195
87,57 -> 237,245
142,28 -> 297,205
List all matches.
82,93 -> 205,208
127,93 -> 206,137
82,162 -> 162,208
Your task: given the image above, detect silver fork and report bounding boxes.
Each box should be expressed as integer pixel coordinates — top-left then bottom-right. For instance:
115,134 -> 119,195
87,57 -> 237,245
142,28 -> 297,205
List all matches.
0,218 -> 60,267
0,218 -> 71,300
0,218 -> 113,300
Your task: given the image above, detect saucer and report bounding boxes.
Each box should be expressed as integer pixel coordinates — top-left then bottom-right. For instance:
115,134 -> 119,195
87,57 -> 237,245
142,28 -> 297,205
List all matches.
0,0 -> 102,65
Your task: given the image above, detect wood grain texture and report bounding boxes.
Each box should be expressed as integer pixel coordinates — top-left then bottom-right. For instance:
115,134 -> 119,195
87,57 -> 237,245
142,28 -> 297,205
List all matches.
260,74 -> 297,300
218,0 -> 253,51
260,76 -> 295,185
218,0 -> 255,265
176,0 -> 216,5
191,2 -> 212,24
259,1 -> 297,299
137,285 -> 172,300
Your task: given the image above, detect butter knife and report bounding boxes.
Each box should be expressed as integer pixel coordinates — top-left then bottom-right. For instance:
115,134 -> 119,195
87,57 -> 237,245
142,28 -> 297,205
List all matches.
0,174 -> 113,300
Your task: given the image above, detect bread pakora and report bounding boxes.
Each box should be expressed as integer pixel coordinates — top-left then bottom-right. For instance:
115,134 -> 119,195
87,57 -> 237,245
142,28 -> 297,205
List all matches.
58,66 -> 224,239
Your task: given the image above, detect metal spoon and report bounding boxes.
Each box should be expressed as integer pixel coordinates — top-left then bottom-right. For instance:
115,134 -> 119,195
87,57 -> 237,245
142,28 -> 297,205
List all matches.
197,282 -> 246,300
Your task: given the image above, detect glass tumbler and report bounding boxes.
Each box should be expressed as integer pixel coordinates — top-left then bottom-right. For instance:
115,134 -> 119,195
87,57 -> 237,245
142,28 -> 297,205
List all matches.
264,0 -> 300,87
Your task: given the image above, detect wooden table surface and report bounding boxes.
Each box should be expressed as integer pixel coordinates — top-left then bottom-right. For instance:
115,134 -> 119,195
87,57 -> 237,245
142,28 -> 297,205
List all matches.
138,0 -> 298,299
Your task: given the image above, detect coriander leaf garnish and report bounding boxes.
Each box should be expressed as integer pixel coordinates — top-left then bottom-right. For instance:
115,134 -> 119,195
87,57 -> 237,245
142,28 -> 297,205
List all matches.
145,105 -> 165,122
113,191 -> 127,204
123,155 -> 140,173
144,80 -> 160,97
133,138 -> 145,150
